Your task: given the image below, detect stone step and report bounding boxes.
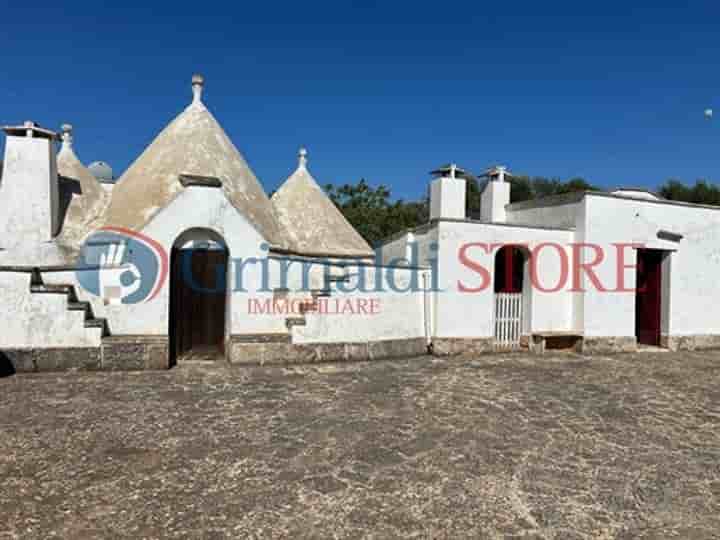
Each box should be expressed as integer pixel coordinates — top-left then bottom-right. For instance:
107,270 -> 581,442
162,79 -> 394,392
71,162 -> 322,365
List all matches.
285,317 -> 306,329
230,333 -> 292,344
273,287 -> 290,299
30,284 -> 78,302
299,300 -> 319,314
67,301 -> 91,315
325,274 -> 350,283
28,281 -> 110,340
311,288 -> 332,298
85,318 -> 109,337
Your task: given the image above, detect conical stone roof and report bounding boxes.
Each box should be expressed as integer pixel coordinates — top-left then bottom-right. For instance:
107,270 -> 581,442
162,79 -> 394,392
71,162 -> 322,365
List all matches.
271,149 -> 373,257
104,75 -> 284,246
56,124 -> 109,251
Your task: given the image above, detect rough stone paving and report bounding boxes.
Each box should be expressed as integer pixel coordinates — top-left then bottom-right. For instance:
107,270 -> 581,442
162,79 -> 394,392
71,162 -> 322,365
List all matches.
1,351 -> 720,539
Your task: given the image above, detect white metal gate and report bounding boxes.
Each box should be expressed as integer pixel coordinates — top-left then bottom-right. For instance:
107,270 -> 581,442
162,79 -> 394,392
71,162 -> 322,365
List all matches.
494,293 -> 522,349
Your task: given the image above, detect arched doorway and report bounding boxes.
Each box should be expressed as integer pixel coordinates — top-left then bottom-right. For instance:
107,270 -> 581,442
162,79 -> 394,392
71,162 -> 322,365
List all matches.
169,229 -> 229,365
493,245 -> 531,349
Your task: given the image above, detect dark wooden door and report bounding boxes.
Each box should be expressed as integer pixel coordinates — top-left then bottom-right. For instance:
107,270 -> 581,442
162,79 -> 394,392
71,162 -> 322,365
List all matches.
635,249 -> 663,346
170,248 -> 227,361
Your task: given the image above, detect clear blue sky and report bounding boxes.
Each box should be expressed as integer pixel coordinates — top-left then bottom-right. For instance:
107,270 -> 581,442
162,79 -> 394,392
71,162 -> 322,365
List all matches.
1,1 -> 717,200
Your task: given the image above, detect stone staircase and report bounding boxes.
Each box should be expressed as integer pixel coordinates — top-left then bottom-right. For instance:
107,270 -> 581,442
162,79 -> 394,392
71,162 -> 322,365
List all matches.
29,282 -> 110,338
282,268 -> 350,330
227,267 -> 352,364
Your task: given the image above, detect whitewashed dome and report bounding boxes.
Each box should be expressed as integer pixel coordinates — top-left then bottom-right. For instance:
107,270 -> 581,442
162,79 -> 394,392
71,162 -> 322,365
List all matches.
88,161 -> 113,183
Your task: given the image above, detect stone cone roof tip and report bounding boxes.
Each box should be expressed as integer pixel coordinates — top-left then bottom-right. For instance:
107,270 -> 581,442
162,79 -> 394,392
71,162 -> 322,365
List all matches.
104,76 -> 285,246
271,149 -> 374,257
56,124 -> 110,250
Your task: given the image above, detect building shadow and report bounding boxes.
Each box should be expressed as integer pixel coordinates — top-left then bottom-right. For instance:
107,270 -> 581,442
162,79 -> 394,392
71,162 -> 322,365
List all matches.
0,352 -> 16,377
57,176 -> 82,232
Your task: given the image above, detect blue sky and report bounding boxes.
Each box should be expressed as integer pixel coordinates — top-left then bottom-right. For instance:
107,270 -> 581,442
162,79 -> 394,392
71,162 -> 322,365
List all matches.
0,1 -> 717,200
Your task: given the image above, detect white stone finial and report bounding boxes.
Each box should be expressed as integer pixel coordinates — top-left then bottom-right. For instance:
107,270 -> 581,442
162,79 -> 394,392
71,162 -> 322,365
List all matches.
61,124 -> 73,149
496,165 -> 507,182
24,121 -> 35,138
450,163 -> 457,180
191,74 -> 204,104
298,147 -> 308,168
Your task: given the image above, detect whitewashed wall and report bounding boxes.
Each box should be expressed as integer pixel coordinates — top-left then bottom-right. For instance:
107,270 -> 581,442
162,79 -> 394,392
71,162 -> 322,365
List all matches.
0,136 -> 59,249
379,226 -> 438,268
0,272 -> 102,347
269,258 -> 429,344
506,199 -> 581,230
38,186 -> 283,338
116,186 -> 286,336
433,221 -> 576,339
38,186 -> 428,345
581,194 -> 720,338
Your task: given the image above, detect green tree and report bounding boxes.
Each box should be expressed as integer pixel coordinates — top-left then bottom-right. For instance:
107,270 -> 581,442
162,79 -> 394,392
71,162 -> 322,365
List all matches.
324,179 -> 428,246
509,175 -> 533,202
465,177 -> 483,217
658,179 -> 720,205
325,174 -> 604,244
528,176 -> 599,198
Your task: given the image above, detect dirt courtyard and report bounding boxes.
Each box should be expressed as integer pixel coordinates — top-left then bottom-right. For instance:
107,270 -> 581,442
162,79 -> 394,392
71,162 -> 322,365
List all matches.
1,350 -> 719,539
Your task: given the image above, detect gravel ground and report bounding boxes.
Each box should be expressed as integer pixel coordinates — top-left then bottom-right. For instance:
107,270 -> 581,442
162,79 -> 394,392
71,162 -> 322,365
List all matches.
1,350 -> 720,539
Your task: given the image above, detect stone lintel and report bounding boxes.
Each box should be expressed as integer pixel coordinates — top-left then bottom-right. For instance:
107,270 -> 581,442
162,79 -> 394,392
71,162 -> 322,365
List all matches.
178,174 -> 222,188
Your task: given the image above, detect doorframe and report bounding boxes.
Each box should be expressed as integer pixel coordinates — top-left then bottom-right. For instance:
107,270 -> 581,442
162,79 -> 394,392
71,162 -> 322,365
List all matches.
634,248 -> 668,347
492,244 -> 532,347
168,229 -> 230,366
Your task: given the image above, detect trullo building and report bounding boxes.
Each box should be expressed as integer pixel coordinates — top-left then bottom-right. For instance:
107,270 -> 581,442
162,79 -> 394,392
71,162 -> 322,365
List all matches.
1,76 -> 719,372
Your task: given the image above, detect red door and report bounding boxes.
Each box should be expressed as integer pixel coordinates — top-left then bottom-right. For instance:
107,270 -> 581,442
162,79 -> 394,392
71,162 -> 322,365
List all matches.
635,249 -> 663,346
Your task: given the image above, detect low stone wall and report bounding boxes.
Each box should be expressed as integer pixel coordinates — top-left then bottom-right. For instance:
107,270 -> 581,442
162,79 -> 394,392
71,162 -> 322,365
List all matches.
661,334 -> 720,351
581,337 -> 637,354
2,336 -> 169,373
9,333 -> 720,375
101,336 -> 169,370
431,338 -> 495,356
228,336 -> 428,366
582,335 -> 720,354
1,348 -> 102,372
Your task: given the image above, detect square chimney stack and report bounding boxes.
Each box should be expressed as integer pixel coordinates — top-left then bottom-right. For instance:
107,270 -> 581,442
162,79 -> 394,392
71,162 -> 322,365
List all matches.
480,165 -> 511,223
0,121 -> 60,248
429,163 -> 469,221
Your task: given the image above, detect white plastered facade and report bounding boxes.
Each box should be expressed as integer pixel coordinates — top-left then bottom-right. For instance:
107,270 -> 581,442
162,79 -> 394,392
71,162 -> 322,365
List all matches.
2,78 -> 720,363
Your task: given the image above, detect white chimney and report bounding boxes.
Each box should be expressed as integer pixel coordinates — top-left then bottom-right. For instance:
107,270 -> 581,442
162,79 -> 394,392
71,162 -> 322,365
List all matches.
480,165 -> 510,222
429,163 -> 467,221
0,121 -> 60,248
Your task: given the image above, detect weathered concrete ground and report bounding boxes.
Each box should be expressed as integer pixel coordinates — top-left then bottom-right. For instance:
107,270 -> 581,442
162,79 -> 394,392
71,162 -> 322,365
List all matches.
2,351 -> 720,539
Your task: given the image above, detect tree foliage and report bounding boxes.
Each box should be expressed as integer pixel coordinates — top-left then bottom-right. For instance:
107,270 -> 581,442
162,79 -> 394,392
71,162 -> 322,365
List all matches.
325,175 -> 720,245
324,179 -> 428,246
658,179 -> 720,205
465,175 -> 599,216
